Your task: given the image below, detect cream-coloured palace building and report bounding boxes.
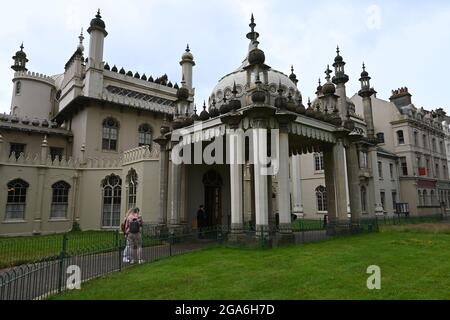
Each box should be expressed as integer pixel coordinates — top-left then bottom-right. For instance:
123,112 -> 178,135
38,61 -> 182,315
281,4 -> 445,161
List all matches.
1,11 -> 448,237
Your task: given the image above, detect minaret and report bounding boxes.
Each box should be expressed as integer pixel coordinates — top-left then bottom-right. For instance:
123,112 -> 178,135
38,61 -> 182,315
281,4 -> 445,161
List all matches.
358,63 -> 376,141
11,43 -> 29,72
180,44 -> 195,93
85,9 -> 107,98
332,46 -> 349,123
87,9 -> 107,67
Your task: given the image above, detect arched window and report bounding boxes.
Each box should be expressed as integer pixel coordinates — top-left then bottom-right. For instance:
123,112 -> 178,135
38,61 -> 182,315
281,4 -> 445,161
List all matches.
315,186 -> 327,212
5,179 -> 29,220
50,181 -> 71,219
138,124 -> 153,147
102,174 -> 122,227
361,186 -> 367,213
15,81 -> 21,95
102,118 -> 119,151
126,169 -> 138,209
396,130 -> 405,145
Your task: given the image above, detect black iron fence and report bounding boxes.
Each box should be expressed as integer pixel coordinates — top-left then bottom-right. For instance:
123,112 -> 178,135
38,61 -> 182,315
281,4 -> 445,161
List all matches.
0,214 -> 445,300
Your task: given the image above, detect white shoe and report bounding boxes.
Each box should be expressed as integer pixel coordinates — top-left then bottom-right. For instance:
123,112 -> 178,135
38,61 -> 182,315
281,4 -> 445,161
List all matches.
138,260 -> 144,264
123,258 -> 129,263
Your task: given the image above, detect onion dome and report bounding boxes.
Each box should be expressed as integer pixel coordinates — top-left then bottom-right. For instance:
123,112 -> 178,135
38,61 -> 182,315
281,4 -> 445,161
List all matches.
360,63 -> 369,78
167,82 -> 173,88
209,99 -> 220,118
286,92 -> 297,112
141,74 -> 147,81
104,63 -> 110,70
274,82 -> 287,110
191,105 -> 200,122
314,101 -> 324,121
174,83 -> 179,89
11,43 -> 29,72
134,72 -> 140,79
334,46 -> 343,63
289,65 -> 299,86
148,76 -> 154,82
119,67 -> 126,74
126,71 -> 133,77
305,98 -> 315,117
177,86 -> 190,100
321,65 -> 336,95
181,44 -> 194,62
199,102 -> 211,121
296,96 -> 306,114
111,65 -> 118,72
248,48 -> 265,65
228,82 -> 242,111
219,96 -> 231,114
89,9 -> 106,31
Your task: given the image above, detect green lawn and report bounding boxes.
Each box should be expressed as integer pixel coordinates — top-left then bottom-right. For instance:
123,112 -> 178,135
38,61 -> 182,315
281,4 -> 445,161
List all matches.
0,231 -> 118,268
52,223 -> 450,300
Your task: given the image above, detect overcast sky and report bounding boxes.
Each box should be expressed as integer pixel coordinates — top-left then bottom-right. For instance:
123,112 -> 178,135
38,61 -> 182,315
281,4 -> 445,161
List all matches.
1,0 -> 449,115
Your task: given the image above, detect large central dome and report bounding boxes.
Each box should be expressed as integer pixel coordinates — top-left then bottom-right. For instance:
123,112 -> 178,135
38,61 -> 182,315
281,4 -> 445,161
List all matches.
209,16 -> 301,108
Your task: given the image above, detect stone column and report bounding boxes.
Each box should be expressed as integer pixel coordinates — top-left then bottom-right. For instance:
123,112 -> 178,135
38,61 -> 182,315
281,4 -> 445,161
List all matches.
277,127 -> 292,233
291,155 -> 304,216
158,141 -> 169,225
253,126 -> 269,238
229,130 -> 244,237
346,143 -> 362,223
169,146 -> 182,226
369,146 -> 384,215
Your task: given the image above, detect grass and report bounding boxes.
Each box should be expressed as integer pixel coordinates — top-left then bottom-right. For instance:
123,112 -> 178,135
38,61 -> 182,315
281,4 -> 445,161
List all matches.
0,231 -> 118,268
51,223 -> 450,300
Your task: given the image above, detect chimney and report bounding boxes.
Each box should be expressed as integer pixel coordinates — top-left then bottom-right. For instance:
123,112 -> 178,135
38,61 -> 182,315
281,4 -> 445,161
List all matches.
389,87 -> 412,108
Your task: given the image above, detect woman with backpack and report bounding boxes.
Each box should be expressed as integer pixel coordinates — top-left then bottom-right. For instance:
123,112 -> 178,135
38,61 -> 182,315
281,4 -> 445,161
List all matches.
125,207 -> 144,264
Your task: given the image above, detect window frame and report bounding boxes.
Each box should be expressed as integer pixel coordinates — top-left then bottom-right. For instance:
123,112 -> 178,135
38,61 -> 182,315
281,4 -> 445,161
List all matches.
50,181 -> 71,219
102,118 -> 119,151
315,185 -> 327,213
5,179 -> 29,221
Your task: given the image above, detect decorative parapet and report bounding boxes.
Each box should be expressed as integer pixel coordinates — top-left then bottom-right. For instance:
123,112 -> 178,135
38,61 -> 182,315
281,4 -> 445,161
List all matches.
123,145 -> 160,164
4,152 -> 79,168
13,71 -> 56,86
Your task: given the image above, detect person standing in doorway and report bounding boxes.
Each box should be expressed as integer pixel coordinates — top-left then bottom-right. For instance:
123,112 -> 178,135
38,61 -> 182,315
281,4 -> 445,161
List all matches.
197,205 -> 206,239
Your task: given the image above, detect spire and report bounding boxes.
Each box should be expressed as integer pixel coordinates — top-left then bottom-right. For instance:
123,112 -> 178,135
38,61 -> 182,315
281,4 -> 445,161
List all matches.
289,65 -> 299,86
246,13 -> 260,42
186,44 -> 190,52
324,65 -> 332,82
359,62 -> 374,97
11,43 -> 29,72
77,28 -> 85,51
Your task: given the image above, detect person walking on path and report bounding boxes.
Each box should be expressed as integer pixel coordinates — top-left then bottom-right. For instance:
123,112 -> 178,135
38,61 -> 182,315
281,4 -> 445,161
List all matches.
121,209 -> 133,263
125,207 -> 144,264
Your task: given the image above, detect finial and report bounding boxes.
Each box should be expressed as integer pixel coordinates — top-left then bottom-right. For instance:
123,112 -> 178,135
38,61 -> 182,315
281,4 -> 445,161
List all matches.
277,80 -> 283,95
20,42 -> 24,51
362,62 -> 366,71
232,81 -> 238,95
318,78 -> 321,86
78,28 -> 85,51
186,44 -> 190,52
96,9 -> 101,18
247,13 -> 259,41
194,104 -> 197,114
291,65 -> 294,74
325,65 -> 332,81
308,97 -> 311,108
336,45 -> 340,55
203,101 -> 207,110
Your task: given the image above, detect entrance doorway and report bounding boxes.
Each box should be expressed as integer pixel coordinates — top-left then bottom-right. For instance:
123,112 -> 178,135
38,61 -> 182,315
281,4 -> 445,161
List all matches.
203,170 -> 223,227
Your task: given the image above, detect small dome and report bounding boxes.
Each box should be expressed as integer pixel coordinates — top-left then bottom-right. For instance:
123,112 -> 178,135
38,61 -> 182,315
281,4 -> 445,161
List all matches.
334,54 -> 343,63
177,87 -> 189,100
199,104 -> 210,121
322,81 -> 336,95
248,48 -> 265,65
90,10 -> 106,30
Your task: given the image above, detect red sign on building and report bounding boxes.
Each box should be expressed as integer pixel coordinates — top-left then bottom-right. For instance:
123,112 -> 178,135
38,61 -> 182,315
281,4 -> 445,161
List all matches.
418,167 -> 427,176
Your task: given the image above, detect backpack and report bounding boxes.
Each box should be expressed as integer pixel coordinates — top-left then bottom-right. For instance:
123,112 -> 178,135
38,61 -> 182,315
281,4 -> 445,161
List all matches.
129,218 -> 140,234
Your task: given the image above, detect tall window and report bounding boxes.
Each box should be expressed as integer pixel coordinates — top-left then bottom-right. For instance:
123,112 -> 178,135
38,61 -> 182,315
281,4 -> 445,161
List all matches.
413,131 -> 418,146
423,134 -> 427,148
15,81 -> 21,95
102,174 -> 122,227
392,191 -> 397,212
380,191 -> 386,211
400,157 -> 408,176
50,181 -> 70,219
376,132 -> 385,144
426,158 -> 431,176
9,143 -> 25,160
389,163 -> 394,179
102,118 -> 119,151
423,190 -> 428,206
378,161 -> 383,179
430,190 -> 435,206
397,130 -> 405,145
138,124 -> 152,147
5,179 -> 29,220
435,163 -> 440,178
126,169 -> 138,209
432,138 -> 437,152
359,151 -> 368,169
361,186 -> 367,213
439,141 -> 444,154
418,190 -> 422,206
315,186 -> 327,212
314,153 -> 324,171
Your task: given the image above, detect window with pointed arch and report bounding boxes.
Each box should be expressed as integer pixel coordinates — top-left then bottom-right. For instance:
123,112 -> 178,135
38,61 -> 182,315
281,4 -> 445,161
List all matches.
101,174 -> 122,227
5,179 -> 29,220
138,124 -> 153,147
15,81 -> 21,95
315,185 -> 327,212
126,169 -> 138,210
50,181 -> 71,219
314,152 -> 324,172
102,118 -> 119,151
